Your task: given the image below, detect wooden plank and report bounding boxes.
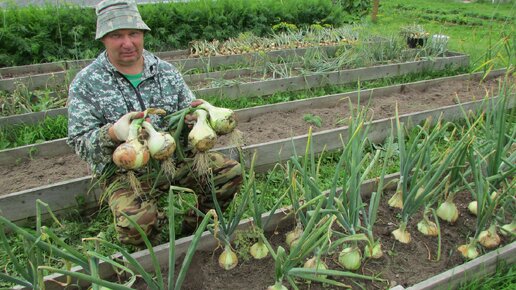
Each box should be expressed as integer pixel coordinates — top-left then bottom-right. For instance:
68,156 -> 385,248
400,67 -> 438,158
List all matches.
0,176 -> 101,223
0,71 -> 68,92
0,69 -> 511,224
0,107 -> 68,127
195,53 -> 469,99
0,68 -> 506,165
0,46 -> 336,92
0,139 -> 70,164
0,53 -> 469,127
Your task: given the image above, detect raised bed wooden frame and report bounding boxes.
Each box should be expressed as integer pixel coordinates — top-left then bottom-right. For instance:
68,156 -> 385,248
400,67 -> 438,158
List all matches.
0,69 -> 511,226
0,51 -> 469,128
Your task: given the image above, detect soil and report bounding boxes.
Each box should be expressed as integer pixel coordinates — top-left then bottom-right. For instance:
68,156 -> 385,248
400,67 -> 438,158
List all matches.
0,76 -> 509,195
129,189 -> 511,290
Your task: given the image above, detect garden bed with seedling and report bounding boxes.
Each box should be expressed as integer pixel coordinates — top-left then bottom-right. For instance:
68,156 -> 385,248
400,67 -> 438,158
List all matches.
0,50 -> 468,124
0,69 -> 513,225
0,45 -> 337,92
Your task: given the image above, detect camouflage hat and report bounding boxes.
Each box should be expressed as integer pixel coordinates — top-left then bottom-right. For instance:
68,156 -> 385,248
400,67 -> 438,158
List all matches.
95,0 -> 151,40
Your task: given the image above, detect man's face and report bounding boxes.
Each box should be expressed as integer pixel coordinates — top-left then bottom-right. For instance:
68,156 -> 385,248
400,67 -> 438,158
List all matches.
101,29 -> 144,68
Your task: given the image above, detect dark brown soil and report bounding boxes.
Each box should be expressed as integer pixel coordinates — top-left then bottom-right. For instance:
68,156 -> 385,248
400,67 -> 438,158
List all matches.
130,190 -> 510,290
0,76 -> 509,195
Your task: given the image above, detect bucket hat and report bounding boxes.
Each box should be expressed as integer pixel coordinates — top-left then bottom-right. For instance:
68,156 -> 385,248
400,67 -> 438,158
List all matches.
95,0 -> 151,40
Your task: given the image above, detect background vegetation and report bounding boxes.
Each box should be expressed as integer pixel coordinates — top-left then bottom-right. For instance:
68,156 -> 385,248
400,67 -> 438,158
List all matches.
0,0 -> 371,67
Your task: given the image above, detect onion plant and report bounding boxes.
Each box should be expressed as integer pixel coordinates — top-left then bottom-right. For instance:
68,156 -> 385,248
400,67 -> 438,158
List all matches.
190,152 -> 254,270
248,163 -> 288,260
1,186 -> 216,289
457,149 -> 504,260
261,196 -> 382,289
391,108 -> 474,244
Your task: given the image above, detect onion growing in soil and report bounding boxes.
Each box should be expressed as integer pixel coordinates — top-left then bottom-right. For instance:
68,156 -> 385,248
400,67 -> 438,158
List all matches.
436,200 -> 459,223
338,246 -> 362,271
500,221 -> 516,236
417,211 -> 438,236
249,241 -> 269,259
285,223 -> 303,249
218,245 -> 238,270
478,224 -> 501,249
303,256 -> 328,279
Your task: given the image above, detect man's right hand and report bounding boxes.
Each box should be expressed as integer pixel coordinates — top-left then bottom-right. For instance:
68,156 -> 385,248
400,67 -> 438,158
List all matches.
108,111 -> 144,142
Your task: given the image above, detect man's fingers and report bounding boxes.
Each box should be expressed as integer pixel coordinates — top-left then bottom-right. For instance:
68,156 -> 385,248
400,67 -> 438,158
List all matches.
131,112 -> 145,120
190,99 -> 204,107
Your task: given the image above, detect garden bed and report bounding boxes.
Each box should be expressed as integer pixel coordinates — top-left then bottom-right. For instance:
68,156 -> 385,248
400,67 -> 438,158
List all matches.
17,174 -> 516,290
0,69 -> 513,225
0,51 -> 468,126
0,45 -> 340,92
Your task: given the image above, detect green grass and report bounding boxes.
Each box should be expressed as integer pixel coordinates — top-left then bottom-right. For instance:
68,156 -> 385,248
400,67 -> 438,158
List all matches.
457,262 -> 516,290
0,115 -> 68,150
365,0 -> 515,70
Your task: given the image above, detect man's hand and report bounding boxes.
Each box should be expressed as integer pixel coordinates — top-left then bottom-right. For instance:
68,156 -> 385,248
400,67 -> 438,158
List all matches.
108,111 -> 144,142
185,99 -> 204,128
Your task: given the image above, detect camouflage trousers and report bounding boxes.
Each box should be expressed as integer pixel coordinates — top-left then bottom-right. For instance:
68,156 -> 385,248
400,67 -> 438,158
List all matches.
107,152 -> 243,245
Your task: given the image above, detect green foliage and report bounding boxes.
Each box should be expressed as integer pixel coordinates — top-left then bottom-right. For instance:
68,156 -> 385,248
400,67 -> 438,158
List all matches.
0,115 -> 68,150
0,0 -> 362,67
303,113 -> 323,127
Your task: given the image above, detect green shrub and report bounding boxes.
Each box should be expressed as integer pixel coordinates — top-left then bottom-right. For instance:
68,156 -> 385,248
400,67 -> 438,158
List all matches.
0,0 -> 371,67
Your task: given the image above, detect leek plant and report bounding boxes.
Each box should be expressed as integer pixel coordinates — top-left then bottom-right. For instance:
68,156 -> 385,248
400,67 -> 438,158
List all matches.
391,108 -> 473,244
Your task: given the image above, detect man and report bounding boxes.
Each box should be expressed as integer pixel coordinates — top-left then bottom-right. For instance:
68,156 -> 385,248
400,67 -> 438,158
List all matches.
67,0 -> 242,245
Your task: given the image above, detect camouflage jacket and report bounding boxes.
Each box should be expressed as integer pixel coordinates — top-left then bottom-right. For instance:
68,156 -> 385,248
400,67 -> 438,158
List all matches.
67,50 -> 195,174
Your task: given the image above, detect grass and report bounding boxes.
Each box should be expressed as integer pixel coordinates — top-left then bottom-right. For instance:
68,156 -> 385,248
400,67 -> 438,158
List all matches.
0,115 -> 67,150
457,262 -> 516,290
366,0 -> 515,70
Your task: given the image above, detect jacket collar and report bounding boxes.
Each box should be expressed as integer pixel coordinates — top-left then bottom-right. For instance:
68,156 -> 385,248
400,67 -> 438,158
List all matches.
97,49 -> 159,78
